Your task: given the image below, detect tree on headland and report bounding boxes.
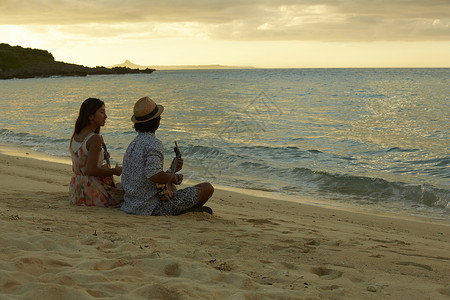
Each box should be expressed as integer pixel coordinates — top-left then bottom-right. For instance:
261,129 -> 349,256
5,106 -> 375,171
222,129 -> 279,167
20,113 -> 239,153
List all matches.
0,43 -> 54,71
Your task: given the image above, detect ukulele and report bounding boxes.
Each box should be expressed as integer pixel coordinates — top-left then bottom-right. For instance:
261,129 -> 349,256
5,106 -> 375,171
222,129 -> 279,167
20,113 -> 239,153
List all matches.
156,141 -> 181,201
101,136 -> 116,188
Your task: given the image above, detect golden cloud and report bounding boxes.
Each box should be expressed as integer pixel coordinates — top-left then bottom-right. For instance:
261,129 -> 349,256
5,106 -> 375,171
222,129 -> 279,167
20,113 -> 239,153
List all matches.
1,0 -> 449,41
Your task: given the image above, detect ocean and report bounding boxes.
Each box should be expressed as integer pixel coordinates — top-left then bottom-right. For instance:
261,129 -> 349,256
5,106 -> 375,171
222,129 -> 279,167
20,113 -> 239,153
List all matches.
0,68 -> 449,219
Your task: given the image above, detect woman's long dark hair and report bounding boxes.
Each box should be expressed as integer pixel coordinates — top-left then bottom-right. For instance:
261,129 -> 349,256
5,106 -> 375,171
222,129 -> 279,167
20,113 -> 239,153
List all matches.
71,98 -> 104,143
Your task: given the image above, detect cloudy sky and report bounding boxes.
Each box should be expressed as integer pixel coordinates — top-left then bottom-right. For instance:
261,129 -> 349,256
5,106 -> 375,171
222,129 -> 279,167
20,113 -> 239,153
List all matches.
1,0 -> 449,68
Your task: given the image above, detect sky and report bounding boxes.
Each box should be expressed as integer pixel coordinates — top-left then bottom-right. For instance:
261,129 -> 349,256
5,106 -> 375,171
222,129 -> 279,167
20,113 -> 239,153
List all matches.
1,0 -> 449,68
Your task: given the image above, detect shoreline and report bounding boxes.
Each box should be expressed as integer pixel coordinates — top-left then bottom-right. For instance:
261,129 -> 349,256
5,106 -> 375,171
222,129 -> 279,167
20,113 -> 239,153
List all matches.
0,142 -> 447,224
0,145 -> 449,298
1,142 -> 446,223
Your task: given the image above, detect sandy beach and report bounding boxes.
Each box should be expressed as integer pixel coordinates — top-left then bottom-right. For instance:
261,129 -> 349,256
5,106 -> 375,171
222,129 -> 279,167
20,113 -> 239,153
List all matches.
0,146 -> 449,300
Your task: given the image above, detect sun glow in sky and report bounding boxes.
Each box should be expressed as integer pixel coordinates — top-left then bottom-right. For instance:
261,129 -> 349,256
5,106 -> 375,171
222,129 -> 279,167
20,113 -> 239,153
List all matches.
1,0 -> 449,68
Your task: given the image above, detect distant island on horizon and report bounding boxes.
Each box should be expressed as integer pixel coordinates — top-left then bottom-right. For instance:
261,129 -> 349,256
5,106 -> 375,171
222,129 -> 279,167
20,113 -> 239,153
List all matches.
112,60 -> 255,70
0,44 -> 155,80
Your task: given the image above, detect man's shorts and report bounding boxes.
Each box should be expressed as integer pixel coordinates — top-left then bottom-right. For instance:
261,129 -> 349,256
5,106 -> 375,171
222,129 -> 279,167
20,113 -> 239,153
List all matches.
152,186 -> 198,216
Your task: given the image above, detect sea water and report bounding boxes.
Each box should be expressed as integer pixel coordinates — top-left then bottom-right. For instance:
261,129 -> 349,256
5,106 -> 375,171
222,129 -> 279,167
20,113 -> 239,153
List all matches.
0,68 -> 449,219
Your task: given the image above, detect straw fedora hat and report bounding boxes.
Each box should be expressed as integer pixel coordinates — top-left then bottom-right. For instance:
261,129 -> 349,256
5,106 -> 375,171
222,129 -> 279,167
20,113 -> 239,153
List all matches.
131,96 -> 164,123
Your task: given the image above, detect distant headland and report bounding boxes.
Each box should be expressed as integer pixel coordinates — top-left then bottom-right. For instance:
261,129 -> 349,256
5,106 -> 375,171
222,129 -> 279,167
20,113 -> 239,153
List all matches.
112,60 -> 255,71
0,44 -> 155,80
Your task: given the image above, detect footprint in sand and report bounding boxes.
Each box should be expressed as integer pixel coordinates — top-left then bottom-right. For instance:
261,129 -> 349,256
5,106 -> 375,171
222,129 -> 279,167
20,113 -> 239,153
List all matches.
243,218 -> 279,226
439,286 -> 450,297
310,267 -> 343,280
320,285 -> 341,290
164,262 -> 181,277
394,261 -> 433,271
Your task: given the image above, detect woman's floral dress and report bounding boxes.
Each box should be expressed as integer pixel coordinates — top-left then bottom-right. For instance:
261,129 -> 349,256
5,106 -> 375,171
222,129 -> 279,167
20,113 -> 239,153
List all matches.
69,133 -> 123,207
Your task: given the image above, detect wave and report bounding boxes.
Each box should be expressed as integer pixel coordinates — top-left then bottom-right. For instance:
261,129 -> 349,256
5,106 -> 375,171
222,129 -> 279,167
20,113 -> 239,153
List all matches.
0,128 -> 68,145
180,142 -> 449,210
0,128 -> 69,156
291,167 -> 449,209
386,147 -> 420,153
407,157 -> 450,167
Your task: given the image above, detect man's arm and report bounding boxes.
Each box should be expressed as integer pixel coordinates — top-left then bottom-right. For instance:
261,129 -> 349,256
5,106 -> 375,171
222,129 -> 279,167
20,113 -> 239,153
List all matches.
149,171 -> 182,185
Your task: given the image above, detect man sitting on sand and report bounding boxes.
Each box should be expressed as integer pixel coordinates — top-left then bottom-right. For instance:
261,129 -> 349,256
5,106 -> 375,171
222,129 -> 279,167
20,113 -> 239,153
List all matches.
120,96 -> 214,216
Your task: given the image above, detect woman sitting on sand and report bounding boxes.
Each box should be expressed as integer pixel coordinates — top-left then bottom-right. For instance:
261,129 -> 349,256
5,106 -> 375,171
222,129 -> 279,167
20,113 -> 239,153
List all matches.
69,98 -> 124,207
121,96 -> 214,215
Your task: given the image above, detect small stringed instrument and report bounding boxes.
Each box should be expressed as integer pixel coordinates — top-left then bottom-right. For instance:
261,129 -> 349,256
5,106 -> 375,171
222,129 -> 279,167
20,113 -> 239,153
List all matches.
101,136 -> 116,188
157,141 -> 181,201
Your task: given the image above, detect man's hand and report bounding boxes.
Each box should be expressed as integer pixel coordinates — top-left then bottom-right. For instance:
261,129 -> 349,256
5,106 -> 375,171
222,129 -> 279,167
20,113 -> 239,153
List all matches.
171,157 -> 183,172
173,173 -> 183,185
